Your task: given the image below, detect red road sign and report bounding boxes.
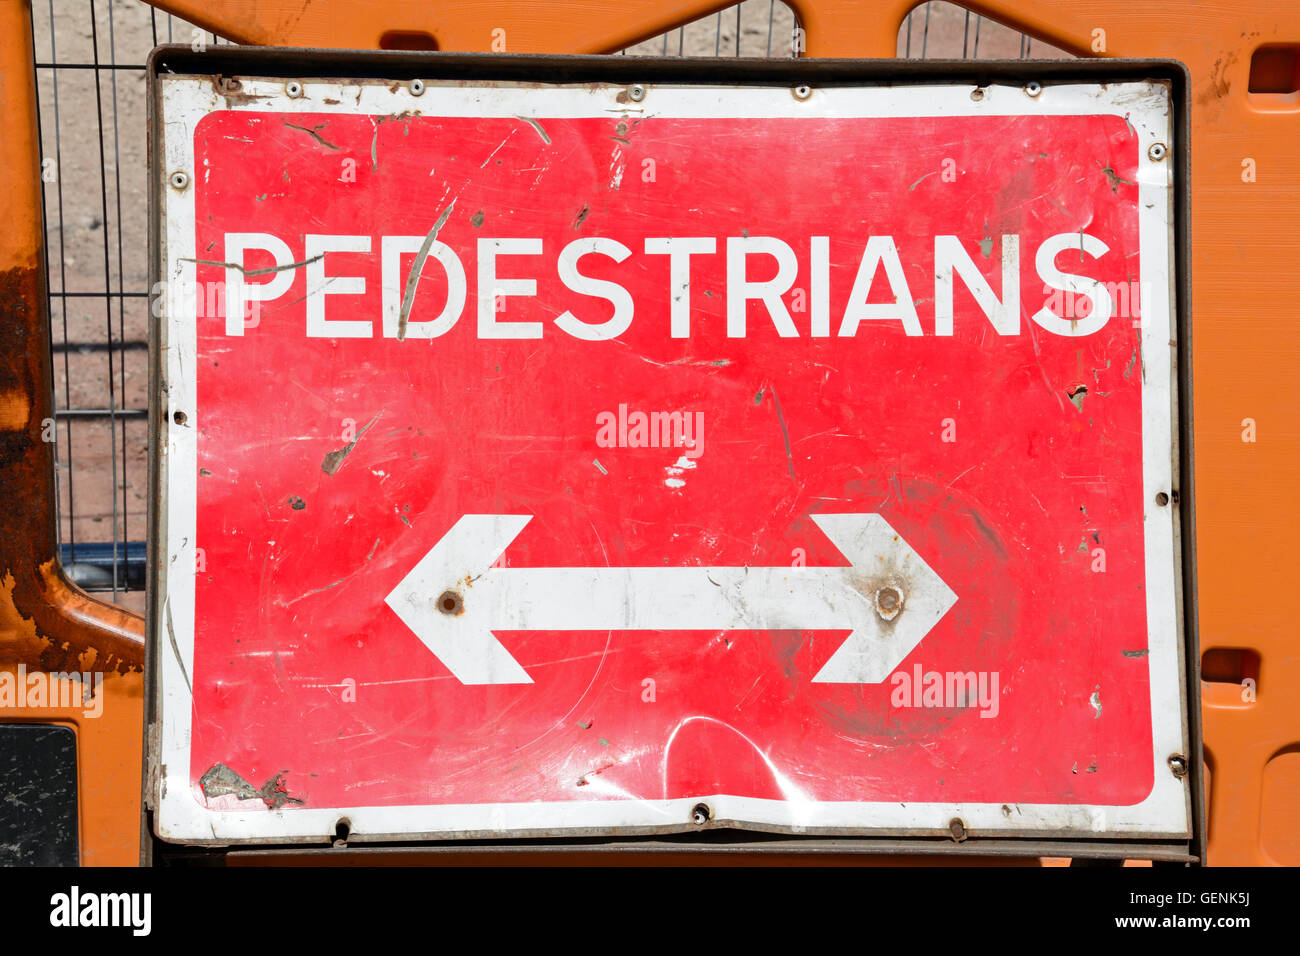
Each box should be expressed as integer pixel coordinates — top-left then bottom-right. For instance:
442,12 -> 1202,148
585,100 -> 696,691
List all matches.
152,67 -> 1189,842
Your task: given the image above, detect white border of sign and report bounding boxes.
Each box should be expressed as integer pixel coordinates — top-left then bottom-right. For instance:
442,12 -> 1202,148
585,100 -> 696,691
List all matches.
153,75 -> 1187,843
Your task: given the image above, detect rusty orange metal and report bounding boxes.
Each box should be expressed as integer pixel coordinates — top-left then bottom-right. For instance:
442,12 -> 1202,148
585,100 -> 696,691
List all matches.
0,0 -> 145,867
3,0 -> 1297,865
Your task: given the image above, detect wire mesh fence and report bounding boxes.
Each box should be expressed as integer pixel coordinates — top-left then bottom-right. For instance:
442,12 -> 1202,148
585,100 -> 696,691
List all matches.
27,0 -> 1070,613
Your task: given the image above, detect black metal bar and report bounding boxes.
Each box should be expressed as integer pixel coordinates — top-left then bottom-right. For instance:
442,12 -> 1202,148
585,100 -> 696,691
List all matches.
53,340 -> 148,353
88,0 -> 122,597
35,62 -> 148,71
48,290 -> 149,298
54,408 -> 147,420
107,0 -> 131,593
43,0 -> 76,555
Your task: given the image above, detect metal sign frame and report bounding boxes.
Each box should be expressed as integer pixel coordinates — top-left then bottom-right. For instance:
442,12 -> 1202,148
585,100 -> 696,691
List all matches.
144,46 -> 1199,862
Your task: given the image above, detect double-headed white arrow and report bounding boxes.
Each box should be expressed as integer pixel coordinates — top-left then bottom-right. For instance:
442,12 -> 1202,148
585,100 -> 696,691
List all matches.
385,513 -> 957,685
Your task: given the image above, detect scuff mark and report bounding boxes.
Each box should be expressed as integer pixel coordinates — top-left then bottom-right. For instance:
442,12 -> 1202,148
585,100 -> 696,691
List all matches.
515,115 -> 551,144
321,415 -> 379,475
470,209 -> 485,228
397,200 -> 457,340
573,204 -> 590,229
1100,164 -> 1134,192
1123,348 -> 1137,380
769,385 -> 796,481
1067,384 -> 1088,411
199,763 -> 304,810
1090,688 -> 1102,718
180,254 -> 322,277
283,121 -> 339,151
1121,648 -> 1150,658
165,599 -> 191,696
283,576 -> 349,607
908,170 -> 938,191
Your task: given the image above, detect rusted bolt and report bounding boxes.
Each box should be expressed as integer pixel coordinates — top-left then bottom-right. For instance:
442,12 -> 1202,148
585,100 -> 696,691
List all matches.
874,585 -> 905,622
172,409 -> 187,426
970,87 -> 985,101
1156,491 -> 1170,507
409,79 -> 425,96
691,802 -> 711,825
437,590 -> 463,615
793,84 -> 812,100
1148,142 -> 1168,161
949,817 -> 968,842
1168,754 -> 1188,777
1024,81 -> 1042,97
168,170 -> 189,190
628,84 -> 646,102
218,76 -> 242,94
285,80 -> 304,98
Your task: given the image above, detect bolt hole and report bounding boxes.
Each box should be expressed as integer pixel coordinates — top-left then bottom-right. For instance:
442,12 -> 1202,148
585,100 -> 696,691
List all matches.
970,88 -> 985,101
1156,491 -> 1170,507
380,30 -> 439,51
172,410 -> 187,426
437,590 -> 463,615
333,818 -> 351,845
691,802 -> 711,825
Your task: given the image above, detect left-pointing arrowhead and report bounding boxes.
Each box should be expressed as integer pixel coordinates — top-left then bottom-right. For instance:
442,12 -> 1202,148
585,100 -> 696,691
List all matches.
809,513 -> 958,683
385,514 -> 533,685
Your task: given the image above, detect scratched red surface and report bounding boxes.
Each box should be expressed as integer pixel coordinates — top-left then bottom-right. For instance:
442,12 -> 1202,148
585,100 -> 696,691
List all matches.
187,108 -> 1151,812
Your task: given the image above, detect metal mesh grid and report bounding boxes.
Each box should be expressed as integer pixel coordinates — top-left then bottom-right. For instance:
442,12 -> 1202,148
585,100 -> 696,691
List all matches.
30,1 -> 232,612
27,0 -> 1068,611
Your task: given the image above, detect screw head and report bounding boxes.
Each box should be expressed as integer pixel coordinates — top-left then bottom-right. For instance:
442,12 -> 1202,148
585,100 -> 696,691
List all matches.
1168,754 -> 1188,777
970,87 -> 985,101
436,590 -> 463,615
874,585 -> 905,622
168,170 -> 189,190
285,80 -> 304,98
691,803 -> 711,825
628,84 -> 646,102
1149,142 -> 1168,161
949,817 -> 968,842
1025,81 -> 1042,97
410,79 -> 425,96
793,84 -> 813,100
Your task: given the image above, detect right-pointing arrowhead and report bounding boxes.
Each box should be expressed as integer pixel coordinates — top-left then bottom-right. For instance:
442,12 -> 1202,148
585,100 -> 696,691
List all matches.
385,514 -> 533,685
809,513 -> 958,683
